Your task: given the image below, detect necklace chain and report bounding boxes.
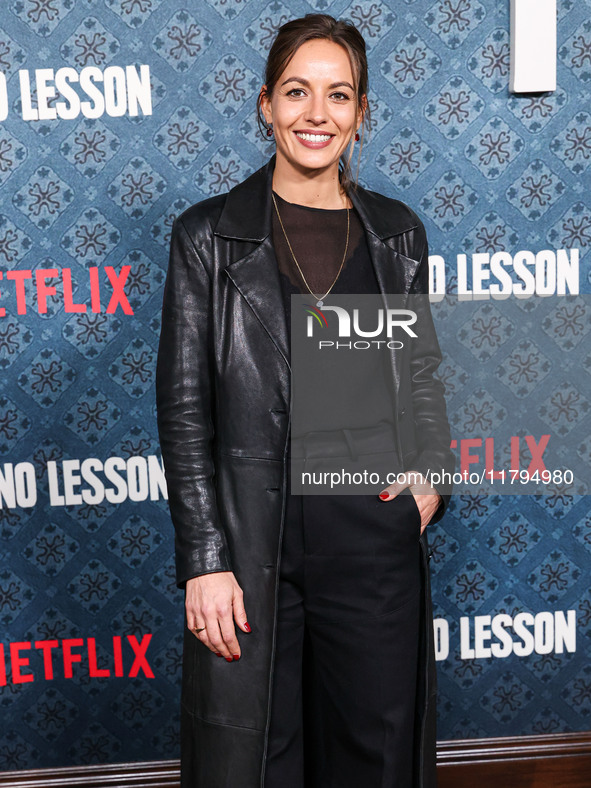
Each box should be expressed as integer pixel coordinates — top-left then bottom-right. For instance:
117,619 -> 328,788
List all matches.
272,192 -> 350,308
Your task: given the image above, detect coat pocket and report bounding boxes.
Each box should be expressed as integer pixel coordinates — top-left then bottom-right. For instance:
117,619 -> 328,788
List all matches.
407,489 -> 422,531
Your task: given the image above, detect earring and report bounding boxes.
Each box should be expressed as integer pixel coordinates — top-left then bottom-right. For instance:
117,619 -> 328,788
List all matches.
267,124 -> 274,137
355,131 -> 360,141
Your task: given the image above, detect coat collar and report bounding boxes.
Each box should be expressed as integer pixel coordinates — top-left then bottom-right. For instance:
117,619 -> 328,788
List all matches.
213,153 -> 418,242
216,154 -> 420,386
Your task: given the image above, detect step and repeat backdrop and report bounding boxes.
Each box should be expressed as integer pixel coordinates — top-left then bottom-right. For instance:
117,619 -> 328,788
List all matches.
0,0 -> 590,772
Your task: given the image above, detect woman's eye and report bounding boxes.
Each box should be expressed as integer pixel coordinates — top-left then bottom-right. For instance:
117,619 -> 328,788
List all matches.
331,92 -> 350,101
286,88 -> 305,97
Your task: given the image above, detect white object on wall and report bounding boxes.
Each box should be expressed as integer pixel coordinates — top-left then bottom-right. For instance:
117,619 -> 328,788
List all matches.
510,0 -> 557,93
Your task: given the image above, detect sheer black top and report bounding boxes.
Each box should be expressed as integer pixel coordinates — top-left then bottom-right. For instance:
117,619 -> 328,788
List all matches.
271,190 -> 396,435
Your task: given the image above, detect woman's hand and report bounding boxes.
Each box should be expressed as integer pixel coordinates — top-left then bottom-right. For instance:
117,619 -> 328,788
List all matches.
185,571 -> 251,662
378,471 -> 441,535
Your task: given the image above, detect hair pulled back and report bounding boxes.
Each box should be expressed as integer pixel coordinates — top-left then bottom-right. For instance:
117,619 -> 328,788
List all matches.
256,13 -> 371,194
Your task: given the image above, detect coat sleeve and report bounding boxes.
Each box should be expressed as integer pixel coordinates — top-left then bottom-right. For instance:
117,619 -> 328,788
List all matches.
406,220 -> 455,524
156,216 -> 232,588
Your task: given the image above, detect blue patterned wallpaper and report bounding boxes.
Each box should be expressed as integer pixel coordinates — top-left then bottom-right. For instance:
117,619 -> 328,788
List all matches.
0,0 -> 589,771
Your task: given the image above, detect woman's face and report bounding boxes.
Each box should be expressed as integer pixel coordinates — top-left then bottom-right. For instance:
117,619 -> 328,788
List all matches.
261,38 -> 364,179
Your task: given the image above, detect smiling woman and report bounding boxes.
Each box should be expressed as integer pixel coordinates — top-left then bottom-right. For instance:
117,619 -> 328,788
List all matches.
258,37 -> 367,207
156,12 -> 454,788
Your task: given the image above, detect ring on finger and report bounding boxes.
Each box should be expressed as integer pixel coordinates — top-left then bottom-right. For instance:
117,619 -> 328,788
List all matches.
193,626 -> 206,633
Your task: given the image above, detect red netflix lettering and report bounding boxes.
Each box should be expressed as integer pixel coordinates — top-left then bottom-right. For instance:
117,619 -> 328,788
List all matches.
88,637 -> 110,678
525,435 -> 550,475
62,268 -> 86,313
460,438 -> 481,476
89,267 -> 101,312
62,638 -> 84,678
450,435 -> 551,479
113,636 -> 124,677
35,639 -> 59,680
6,270 -> 31,314
0,643 -> 6,686
10,641 -> 34,684
35,268 -> 58,314
484,438 -> 503,480
105,265 -> 133,315
0,267 -> 135,317
0,634 -> 155,683
127,634 -> 154,678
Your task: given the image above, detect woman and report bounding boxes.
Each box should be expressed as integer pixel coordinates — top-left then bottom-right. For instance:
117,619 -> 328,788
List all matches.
156,13 -> 454,788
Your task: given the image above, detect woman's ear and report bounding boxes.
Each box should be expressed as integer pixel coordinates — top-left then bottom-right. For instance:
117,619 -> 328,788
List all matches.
260,85 -> 272,125
357,93 -> 367,128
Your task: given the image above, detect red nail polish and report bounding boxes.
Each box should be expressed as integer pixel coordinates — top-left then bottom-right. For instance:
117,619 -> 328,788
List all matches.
244,621 -> 251,632
215,653 -> 222,657
379,492 -> 389,500
225,657 -> 233,662
233,654 -> 240,660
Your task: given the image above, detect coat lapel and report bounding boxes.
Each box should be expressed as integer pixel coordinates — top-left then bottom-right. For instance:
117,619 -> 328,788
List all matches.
224,236 -> 291,369
348,185 -> 420,298
214,154 -> 420,371
347,185 -> 421,400
215,155 -> 290,367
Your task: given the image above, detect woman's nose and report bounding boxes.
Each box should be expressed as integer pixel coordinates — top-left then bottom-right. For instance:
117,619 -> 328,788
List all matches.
304,94 -> 328,125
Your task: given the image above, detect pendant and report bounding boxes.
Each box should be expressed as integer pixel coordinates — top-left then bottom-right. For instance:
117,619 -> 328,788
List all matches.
316,299 -> 323,307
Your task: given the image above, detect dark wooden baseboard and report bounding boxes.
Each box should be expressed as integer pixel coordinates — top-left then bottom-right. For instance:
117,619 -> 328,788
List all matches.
0,733 -> 589,787
437,732 -> 591,788
0,761 -> 179,787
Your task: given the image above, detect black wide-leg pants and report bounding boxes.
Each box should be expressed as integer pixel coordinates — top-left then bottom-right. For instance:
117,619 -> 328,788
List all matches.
264,455 -> 424,788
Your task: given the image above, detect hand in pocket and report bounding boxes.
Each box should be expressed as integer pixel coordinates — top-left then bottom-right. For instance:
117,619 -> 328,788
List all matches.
378,471 -> 442,534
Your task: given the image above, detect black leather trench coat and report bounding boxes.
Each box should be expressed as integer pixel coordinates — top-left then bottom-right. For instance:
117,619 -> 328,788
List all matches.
156,153 -> 454,788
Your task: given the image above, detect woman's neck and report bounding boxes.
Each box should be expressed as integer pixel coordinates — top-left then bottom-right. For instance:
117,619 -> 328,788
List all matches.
271,156 -> 352,210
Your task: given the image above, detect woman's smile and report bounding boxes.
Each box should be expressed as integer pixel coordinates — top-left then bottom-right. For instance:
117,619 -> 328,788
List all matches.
260,38 -> 363,189
294,129 -> 335,147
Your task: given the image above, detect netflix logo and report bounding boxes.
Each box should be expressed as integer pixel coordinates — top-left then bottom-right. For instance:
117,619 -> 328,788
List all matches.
0,266 -> 135,317
0,634 -> 154,685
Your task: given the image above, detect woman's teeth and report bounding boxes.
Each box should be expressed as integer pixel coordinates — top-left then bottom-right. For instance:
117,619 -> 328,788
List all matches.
295,132 -> 332,142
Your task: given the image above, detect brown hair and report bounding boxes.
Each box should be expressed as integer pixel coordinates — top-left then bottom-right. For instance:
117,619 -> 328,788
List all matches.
256,13 -> 371,195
